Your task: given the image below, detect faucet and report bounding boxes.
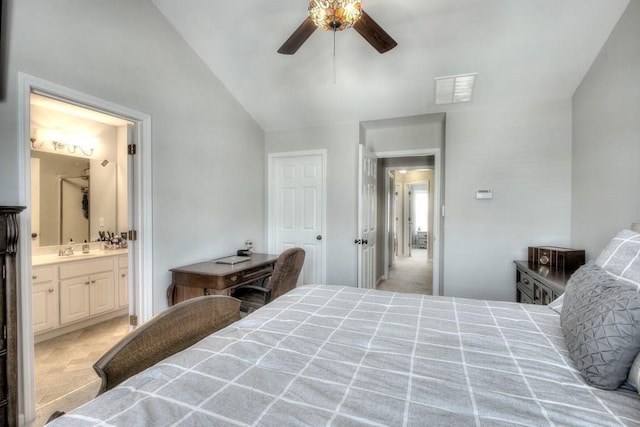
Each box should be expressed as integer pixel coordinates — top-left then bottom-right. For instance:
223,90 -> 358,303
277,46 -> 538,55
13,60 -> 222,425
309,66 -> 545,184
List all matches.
62,239 -> 74,256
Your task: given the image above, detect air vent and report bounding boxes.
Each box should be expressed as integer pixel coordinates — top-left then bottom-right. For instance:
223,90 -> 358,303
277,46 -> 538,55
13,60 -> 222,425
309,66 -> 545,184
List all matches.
434,73 -> 477,105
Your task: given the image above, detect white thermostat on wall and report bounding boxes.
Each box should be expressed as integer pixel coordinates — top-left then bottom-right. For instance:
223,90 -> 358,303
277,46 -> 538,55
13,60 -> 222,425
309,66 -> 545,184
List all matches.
476,190 -> 493,199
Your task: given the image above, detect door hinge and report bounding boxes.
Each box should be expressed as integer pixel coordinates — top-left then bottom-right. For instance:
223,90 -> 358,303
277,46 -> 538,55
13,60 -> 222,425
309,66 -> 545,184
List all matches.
128,230 -> 137,241
3,325 -> 6,340
2,265 -> 4,280
128,144 -> 137,155
129,315 -> 138,326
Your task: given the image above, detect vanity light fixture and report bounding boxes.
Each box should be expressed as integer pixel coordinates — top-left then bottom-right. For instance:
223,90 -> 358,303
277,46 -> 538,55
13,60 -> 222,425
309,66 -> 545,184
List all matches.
31,129 -> 95,157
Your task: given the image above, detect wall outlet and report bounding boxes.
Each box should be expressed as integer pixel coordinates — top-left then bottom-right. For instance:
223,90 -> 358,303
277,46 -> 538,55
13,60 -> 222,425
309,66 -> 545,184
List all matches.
245,239 -> 253,250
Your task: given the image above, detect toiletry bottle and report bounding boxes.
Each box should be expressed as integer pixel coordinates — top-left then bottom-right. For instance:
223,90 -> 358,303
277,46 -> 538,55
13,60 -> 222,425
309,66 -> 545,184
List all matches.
82,240 -> 90,254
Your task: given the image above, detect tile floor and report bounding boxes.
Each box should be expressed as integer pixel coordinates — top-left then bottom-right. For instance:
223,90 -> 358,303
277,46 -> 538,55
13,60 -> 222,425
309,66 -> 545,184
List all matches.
34,315 -> 130,426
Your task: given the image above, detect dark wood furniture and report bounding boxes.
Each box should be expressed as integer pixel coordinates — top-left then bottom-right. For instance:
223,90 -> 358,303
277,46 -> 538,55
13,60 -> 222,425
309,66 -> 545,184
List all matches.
0,206 -> 24,426
168,253 -> 279,306
514,260 -> 570,305
94,295 -> 240,395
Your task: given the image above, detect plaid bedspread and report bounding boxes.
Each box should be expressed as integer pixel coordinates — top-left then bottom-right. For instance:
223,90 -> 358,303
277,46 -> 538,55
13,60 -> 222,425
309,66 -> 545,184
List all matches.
49,285 -> 640,426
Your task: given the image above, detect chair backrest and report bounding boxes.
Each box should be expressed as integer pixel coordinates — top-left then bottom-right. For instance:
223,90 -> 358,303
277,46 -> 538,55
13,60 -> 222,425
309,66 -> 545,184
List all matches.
269,247 -> 306,301
93,295 -> 240,395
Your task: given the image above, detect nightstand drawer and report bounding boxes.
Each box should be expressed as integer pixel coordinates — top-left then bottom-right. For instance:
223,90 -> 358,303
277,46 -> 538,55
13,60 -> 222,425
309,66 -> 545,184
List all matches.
516,270 -> 535,301
514,260 -> 568,305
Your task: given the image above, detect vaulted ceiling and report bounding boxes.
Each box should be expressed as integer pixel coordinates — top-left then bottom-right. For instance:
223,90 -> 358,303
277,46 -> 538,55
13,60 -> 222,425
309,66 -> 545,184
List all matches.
150,0 -> 629,131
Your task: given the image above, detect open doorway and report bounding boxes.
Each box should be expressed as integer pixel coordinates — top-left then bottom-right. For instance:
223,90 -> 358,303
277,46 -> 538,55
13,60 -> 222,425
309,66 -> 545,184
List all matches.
18,73 -> 154,425
29,94 -> 133,422
377,166 -> 434,295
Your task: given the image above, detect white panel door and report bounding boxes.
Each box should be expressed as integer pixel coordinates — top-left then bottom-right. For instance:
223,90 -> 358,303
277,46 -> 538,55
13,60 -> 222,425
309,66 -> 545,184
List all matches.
269,152 -> 325,285
357,144 -> 377,289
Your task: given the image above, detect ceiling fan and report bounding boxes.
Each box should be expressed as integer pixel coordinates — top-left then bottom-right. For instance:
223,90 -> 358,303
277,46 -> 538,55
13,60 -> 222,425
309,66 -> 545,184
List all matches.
278,0 -> 397,55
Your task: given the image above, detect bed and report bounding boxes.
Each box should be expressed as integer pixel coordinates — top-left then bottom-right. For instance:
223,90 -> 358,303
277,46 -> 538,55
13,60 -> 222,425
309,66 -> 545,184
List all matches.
48,280 -> 640,426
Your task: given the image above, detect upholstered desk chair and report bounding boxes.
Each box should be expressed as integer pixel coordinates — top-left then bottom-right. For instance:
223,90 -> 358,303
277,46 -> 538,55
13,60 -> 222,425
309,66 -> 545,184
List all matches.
232,247 -> 305,313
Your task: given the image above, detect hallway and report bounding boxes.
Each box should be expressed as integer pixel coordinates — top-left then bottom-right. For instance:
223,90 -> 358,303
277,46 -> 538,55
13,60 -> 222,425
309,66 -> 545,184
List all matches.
376,249 -> 432,295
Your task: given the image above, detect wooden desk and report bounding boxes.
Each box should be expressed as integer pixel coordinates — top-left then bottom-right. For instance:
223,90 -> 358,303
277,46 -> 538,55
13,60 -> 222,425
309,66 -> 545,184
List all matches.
168,253 -> 279,305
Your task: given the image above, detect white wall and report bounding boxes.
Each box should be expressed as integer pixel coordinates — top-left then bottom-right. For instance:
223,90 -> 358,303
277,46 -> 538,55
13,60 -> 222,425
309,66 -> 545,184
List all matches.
443,101 -> 573,300
265,122 -> 359,286
572,1 -> 640,259
0,0 -> 265,314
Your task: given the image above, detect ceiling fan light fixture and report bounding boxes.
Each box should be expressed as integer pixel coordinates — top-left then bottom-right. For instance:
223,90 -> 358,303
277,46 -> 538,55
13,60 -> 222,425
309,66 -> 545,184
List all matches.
308,0 -> 363,31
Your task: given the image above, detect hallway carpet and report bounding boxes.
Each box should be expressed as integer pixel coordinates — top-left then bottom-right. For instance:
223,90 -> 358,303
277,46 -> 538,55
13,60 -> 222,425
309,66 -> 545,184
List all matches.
376,249 -> 433,295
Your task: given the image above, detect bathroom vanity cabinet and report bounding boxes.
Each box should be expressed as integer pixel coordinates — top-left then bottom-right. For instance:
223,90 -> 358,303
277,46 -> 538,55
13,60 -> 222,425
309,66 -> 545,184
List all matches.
32,265 -> 58,333
32,251 -> 128,341
0,206 -> 24,427
60,258 -> 116,324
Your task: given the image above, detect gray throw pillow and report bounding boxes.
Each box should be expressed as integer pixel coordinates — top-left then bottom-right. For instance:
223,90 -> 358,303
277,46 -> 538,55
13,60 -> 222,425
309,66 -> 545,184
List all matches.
560,262 -> 640,389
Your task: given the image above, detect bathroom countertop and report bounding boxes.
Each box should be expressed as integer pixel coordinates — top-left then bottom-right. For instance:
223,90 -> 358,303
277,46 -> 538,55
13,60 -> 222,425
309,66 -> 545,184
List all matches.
32,248 -> 128,266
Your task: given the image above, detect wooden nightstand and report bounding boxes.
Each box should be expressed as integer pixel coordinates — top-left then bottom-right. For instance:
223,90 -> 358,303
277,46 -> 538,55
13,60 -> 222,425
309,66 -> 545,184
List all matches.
513,260 -> 570,305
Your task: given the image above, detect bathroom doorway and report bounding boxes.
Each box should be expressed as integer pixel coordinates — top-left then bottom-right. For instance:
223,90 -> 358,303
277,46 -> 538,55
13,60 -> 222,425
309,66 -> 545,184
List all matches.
29,94 -> 133,423
18,73 -> 154,425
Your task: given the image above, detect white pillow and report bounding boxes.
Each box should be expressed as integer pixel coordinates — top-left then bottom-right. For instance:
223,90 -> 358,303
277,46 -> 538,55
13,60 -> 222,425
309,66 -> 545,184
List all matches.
595,229 -> 640,290
548,293 -> 563,314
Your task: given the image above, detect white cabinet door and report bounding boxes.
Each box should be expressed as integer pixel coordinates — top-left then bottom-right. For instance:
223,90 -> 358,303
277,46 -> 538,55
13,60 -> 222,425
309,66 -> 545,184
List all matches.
90,271 -> 116,316
118,268 -> 128,308
32,283 -> 58,333
32,266 -> 58,333
60,276 -> 91,325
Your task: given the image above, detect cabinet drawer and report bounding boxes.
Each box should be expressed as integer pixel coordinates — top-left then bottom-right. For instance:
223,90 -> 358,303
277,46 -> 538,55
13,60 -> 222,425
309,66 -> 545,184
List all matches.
32,266 -> 54,284
59,258 -> 114,279
517,269 -> 535,300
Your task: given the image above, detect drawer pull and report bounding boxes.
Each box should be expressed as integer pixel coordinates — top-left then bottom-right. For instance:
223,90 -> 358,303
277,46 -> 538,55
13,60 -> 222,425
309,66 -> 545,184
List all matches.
91,280 -> 96,284
32,275 -> 37,280
121,273 -> 126,278
85,281 -> 90,285
522,277 -> 530,285
48,288 -> 54,293
230,275 -> 237,282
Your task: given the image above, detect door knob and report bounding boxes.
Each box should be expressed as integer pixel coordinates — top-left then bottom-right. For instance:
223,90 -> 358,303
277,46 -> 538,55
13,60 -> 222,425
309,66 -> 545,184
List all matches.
316,235 -> 322,240
354,239 -> 361,244
363,240 -> 368,245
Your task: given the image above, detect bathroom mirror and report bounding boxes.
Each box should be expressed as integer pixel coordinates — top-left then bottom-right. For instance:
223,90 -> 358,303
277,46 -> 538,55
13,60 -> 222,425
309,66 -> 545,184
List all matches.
31,150 -> 117,246
30,93 -> 130,248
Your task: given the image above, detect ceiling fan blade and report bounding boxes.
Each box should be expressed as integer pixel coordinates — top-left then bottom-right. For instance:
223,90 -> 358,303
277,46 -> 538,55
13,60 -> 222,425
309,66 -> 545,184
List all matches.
353,10 -> 397,53
278,17 -> 317,55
